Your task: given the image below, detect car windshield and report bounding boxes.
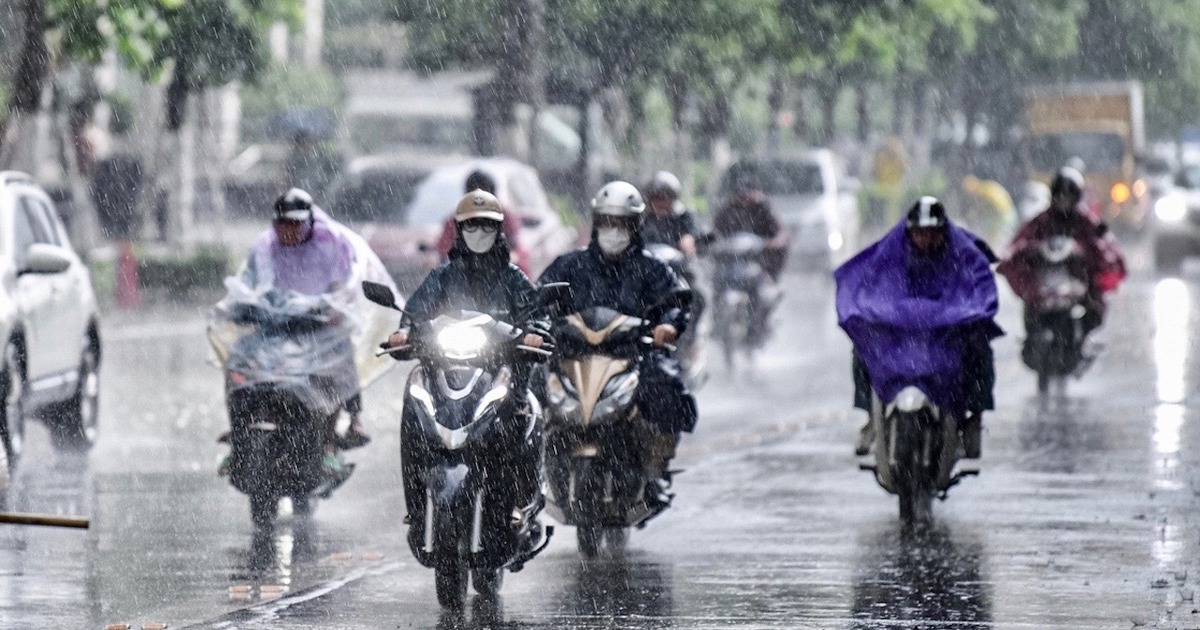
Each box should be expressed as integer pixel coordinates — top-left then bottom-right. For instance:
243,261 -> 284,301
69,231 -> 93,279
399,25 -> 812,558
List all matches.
328,172 -> 424,223
1029,132 -> 1125,172
724,161 -> 825,196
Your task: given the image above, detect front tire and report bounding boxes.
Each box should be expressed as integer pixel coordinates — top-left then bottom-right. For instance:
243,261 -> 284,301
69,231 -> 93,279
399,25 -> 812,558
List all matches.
894,419 -> 934,526
0,341 -> 26,466
50,343 -> 100,451
578,525 -> 602,558
250,493 -> 277,530
472,568 -> 504,600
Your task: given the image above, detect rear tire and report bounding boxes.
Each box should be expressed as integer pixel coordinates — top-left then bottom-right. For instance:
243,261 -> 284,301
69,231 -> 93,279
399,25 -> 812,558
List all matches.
577,525 -> 602,558
292,495 -> 315,518
50,343 -> 100,451
604,527 -> 628,556
0,340 -> 26,467
472,568 -> 504,600
250,493 -> 277,530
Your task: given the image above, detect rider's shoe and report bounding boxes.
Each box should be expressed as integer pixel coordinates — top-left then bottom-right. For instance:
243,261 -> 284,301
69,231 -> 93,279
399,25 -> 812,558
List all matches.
855,420 -> 875,456
960,414 -> 982,459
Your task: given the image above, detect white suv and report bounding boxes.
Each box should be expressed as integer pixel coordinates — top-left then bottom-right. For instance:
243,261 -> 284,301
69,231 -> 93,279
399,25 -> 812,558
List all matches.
0,172 -> 101,472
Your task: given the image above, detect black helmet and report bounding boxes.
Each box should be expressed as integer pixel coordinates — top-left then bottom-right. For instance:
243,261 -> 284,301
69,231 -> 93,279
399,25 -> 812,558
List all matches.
274,188 -> 315,221
1050,167 -> 1085,202
464,170 -> 497,195
645,171 -> 682,199
906,196 -> 948,229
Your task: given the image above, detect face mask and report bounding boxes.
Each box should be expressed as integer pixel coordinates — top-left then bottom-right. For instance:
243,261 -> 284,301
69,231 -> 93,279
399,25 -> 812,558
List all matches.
463,230 -> 498,254
597,227 -> 631,256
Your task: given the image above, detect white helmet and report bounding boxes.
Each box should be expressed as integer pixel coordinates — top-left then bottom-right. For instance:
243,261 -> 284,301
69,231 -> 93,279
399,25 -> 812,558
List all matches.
591,181 -> 646,217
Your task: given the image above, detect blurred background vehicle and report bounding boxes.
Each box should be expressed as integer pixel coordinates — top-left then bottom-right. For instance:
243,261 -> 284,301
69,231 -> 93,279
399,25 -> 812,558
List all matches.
715,150 -> 860,269
1150,163 -> 1200,271
0,172 -> 102,463
332,157 -> 575,293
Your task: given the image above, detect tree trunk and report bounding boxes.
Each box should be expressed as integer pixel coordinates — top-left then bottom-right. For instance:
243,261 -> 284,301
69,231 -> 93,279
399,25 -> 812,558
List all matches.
792,85 -> 810,145
303,0 -> 325,69
855,84 -> 870,143
2,0 -> 49,172
819,87 -> 839,146
766,70 -> 784,152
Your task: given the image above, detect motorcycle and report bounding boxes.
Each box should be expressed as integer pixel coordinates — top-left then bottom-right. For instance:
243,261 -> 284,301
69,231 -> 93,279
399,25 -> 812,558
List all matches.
645,242 -> 708,389
709,232 -> 779,372
1021,236 -> 1090,397
542,290 -> 692,558
214,290 -> 359,530
362,281 -> 563,610
859,386 -> 978,525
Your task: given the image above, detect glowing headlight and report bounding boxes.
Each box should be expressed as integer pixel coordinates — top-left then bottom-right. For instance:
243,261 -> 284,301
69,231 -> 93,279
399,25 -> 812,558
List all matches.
437,325 -> 488,359
1156,196 -> 1187,222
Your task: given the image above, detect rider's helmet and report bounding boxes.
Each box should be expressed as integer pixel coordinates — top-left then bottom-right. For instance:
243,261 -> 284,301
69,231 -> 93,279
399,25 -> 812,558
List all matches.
274,188 -> 315,222
591,181 -> 646,217
455,189 -> 505,223
464,169 -> 497,195
1050,166 -> 1085,206
645,171 -> 682,200
905,196 -> 948,230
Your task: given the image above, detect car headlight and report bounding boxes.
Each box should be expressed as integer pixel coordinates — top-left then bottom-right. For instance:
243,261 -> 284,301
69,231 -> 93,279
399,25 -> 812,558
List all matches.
1156,196 -> 1188,222
437,325 -> 488,360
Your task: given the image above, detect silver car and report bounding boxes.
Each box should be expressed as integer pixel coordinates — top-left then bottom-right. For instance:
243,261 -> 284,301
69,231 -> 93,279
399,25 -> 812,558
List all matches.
717,150 -> 860,269
0,172 -> 102,476
1151,163 -> 1200,271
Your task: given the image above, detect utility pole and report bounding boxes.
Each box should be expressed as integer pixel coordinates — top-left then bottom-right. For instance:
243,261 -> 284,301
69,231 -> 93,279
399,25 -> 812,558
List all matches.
303,0 -> 325,69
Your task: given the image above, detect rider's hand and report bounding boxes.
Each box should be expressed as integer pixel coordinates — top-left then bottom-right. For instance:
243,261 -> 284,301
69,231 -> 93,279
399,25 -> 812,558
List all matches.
386,331 -> 409,348
652,324 -> 678,347
521,333 -> 545,348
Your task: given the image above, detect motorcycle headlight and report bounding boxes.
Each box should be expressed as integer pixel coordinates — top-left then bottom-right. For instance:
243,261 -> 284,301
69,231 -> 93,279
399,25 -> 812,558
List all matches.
437,325 -> 488,360
1156,196 -> 1187,222
473,367 -> 512,422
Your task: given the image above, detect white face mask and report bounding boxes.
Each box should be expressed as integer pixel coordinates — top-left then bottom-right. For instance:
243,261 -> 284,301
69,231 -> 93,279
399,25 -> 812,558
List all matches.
596,227 -> 632,256
463,230 -> 498,253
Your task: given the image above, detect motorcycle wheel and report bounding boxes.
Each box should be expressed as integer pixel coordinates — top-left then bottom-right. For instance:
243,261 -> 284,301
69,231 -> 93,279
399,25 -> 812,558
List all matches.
577,525 -> 602,558
894,421 -> 934,526
434,510 -> 468,610
250,493 -> 277,530
604,527 -> 628,556
291,495 -> 315,518
472,568 -> 504,600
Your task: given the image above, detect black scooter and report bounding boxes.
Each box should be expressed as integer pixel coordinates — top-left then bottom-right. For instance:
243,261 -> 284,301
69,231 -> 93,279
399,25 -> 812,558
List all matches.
363,281 -> 566,610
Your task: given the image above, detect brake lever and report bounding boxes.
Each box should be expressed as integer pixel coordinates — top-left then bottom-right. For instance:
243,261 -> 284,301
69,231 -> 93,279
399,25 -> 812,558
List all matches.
640,336 -> 678,353
375,344 -> 413,357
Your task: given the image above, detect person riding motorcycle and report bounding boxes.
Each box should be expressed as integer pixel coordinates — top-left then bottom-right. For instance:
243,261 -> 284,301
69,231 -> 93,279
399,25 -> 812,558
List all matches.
235,189 -> 371,459
434,170 -> 530,273
538,181 -> 698,507
643,171 -> 699,257
383,190 -> 548,519
998,167 -> 1126,353
712,173 -> 788,343
841,197 -> 1002,460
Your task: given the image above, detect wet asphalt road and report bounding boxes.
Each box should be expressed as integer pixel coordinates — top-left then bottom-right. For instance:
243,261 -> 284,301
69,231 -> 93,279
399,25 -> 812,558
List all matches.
3,244 -> 1200,629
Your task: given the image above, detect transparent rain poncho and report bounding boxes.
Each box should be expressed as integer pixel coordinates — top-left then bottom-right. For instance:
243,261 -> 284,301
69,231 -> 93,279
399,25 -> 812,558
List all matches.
208,211 -> 403,416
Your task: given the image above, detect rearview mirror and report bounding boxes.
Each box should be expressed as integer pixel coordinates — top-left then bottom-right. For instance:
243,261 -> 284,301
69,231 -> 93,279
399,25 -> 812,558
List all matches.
23,244 -> 71,275
362,281 -> 399,310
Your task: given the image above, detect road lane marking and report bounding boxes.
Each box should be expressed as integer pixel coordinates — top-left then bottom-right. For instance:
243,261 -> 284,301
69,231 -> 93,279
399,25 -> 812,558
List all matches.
206,562 -> 402,628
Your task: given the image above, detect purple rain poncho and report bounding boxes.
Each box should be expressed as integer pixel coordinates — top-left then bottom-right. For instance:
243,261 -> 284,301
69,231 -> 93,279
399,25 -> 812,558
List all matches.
244,214 -> 354,295
834,221 -> 1002,418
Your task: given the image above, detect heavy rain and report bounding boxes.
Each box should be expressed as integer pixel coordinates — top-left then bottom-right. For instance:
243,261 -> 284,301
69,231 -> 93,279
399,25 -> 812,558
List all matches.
0,0 -> 1199,628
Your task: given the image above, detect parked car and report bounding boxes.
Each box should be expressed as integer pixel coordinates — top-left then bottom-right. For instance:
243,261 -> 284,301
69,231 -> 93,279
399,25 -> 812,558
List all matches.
0,172 -> 102,471
716,150 -> 860,268
1151,163 -> 1200,271
335,157 -> 576,293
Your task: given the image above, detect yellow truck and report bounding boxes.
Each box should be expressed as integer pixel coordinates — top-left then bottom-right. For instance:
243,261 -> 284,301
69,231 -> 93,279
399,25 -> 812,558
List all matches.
1025,81 -> 1146,227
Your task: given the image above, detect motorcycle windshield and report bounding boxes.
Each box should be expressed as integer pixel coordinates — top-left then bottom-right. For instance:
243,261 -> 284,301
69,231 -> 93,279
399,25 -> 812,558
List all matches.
556,308 -> 643,357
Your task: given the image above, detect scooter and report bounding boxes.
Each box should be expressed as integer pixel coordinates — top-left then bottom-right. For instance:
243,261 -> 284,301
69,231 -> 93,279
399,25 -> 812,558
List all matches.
217,291 -> 358,530
542,290 -> 692,558
709,232 -> 779,372
645,242 -> 708,389
363,281 -> 563,610
859,387 -> 978,525
1022,236 -> 1091,397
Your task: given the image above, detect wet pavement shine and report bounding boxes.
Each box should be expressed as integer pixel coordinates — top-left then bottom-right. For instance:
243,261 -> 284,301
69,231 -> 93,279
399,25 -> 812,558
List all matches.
3,251 -> 1200,629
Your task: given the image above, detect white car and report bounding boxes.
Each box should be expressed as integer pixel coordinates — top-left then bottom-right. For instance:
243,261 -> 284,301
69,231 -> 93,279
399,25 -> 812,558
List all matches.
1152,163 -> 1200,271
0,172 -> 101,472
717,150 -> 861,269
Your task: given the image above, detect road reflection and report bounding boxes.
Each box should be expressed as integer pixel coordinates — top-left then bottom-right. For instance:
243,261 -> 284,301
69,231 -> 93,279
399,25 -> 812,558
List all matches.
850,524 -> 991,629
1015,398 -> 1107,473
